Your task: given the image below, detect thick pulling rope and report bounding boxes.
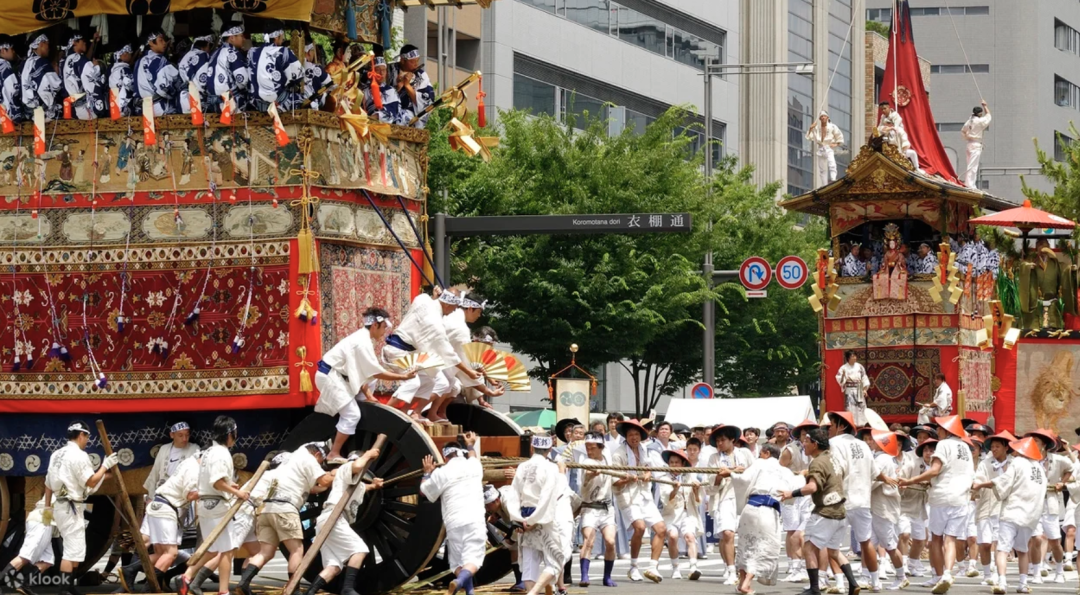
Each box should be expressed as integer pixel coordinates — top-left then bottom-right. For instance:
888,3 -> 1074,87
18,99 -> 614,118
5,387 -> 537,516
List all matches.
941,0 -> 985,102
817,0 -> 858,117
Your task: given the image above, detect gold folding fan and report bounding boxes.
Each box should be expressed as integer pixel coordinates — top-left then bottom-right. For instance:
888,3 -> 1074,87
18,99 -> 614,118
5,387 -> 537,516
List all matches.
462,342 -> 509,381
392,352 -> 445,371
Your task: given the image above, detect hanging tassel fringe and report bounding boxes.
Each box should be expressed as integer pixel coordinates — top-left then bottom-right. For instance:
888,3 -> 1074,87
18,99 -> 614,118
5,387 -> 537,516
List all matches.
185,306 -> 201,326
476,75 -> 487,128
116,314 -> 127,333
95,372 -> 108,389
12,355 -> 20,372
48,342 -> 61,358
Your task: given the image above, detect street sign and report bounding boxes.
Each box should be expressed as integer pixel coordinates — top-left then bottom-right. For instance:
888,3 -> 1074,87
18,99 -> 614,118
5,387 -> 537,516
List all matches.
739,256 -> 772,291
443,213 -> 692,236
691,382 -> 714,399
746,290 -> 767,298
775,255 -> 809,290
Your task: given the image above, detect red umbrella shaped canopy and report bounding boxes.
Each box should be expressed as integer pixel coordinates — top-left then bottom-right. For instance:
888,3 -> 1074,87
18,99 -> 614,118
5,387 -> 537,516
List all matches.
968,200 -> 1077,231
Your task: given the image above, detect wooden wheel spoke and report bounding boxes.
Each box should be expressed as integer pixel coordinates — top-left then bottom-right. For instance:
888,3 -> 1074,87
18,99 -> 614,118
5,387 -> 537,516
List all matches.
376,519 -> 408,551
374,447 -> 405,477
384,499 -> 418,514
382,487 -> 417,499
381,510 -> 413,533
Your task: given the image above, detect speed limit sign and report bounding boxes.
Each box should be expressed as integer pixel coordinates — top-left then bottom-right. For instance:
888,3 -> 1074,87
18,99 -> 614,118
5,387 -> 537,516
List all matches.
775,255 -> 809,290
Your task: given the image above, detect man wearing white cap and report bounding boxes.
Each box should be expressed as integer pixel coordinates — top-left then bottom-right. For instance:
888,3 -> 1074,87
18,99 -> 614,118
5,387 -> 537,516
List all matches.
135,31 -> 181,116
249,29 -> 302,111
44,421 -> 119,595
577,432 -> 617,587
236,442 -> 334,595
0,39 -> 24,123
109,45 -> 137,117
62,33 -> 104,120
316,307 -> 417,463
389,44 -> 434,128
805,111 -> 844,185
179,36 -> 213,115
303,43 -> 336,111
421,433 -> 486,595
510,435 -> 570,595
21,34 -> 64,121
305,447 -> 384,595
207,25 -> 250,113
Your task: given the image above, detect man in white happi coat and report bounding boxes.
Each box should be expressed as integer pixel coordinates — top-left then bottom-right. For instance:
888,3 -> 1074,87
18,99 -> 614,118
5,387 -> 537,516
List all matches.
729,443 -> 793,591
806,110 -> 845,185
1023,430 -> 1071,584
484,484 -> 526,590
836,350 -> 870,427
429,290 -> 501,423
708,424 -> 755,585
317,307 -> 417,462
421,434 -> 487,595
658,449 -> 703,581
972,436 -> 1046,595
918,374 -> 953,424
779,420 -> 814,583
878,101 -> 921,170
899,415 -> 975,594
577,433 -> 618,587
509,435 -> 571,595
867,430 -> 909,590
304,448 -> 384,595
144,421 -> 199,499
973,430 -> 1010,586
237,443 -> 333,595
130,450 -> 202,590
384,289 -> 475,422
1,488 -> 56,595
44,421 -> 119,595
961,101 -> 991,189
612,420 -> 666,583
108,45 -> 137,119
826,412 -> 893,592
183,416 -> 250,595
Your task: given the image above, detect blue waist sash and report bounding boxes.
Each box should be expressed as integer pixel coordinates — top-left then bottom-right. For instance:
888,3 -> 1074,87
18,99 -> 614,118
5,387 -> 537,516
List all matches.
520,506 -> 536,518
385,334 -> 416,352
747,494 -> 781,514
317,360 -> 332,375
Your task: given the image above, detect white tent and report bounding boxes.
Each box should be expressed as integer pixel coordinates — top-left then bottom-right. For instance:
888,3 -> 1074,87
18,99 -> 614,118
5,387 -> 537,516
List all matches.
663,396 -> 815,430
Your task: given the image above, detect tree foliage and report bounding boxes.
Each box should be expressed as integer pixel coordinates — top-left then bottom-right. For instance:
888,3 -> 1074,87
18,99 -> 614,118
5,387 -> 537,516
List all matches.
425,106 -> 825,414
1023,122 -> 1080,230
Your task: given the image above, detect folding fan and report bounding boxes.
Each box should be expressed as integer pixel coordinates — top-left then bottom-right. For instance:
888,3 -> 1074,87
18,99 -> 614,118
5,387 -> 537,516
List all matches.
503,353 -> 529,387
462,342 -> 509,381
392,351 -> 445,371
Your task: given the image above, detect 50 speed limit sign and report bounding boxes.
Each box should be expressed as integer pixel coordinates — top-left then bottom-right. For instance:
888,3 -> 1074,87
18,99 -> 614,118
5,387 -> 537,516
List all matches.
775,255 -> 808,290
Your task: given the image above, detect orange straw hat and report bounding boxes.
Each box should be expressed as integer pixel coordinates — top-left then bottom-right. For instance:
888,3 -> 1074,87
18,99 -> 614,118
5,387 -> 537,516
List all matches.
934,415 -> 972,444
792,418 -> 819,439
826,411 -> 857,433
986,429 -> 1017,446
1024,429 -> 1058,451
1009,436 -> 1044,461
871,430 -> 900,457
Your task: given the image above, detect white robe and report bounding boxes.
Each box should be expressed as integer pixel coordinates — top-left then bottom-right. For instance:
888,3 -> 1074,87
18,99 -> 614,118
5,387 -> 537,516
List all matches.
511,454 -> 567,576
420,455 -> 486,530
315,326 -> 386,416
393,294 -> 460,368
730,458 -> 791,585
262,447 -> 326,514
144,442 -> 200,498
836,362 -> 870,426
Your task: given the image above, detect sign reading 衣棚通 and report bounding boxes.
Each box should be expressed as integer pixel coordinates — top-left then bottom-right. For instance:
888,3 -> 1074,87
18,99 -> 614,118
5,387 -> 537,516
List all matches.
444,213 -> 692,236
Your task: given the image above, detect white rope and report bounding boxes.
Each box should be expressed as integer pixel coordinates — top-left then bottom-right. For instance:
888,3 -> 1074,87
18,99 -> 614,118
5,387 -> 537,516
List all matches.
816,0 -> 858,117
940,0 -> 984,101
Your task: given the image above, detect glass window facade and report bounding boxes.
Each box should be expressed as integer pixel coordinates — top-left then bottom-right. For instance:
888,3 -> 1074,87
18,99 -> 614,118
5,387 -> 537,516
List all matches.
787,0 -> 815,196
930,64 -> 989,74
1057,19 -> 1080,56
561,89 -> 608,127
1056,131 -> 1075,162
515,0 -> 723,72
936,123 -> 965,132
828,0 -> 853,173
1056,75 -> 1080,110
866,8 -> 892,23
513,75 -> 557,116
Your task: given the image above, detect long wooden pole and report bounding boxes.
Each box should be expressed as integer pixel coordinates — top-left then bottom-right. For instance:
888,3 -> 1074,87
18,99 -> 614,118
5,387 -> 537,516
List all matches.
94,420 -> 162,594
281,434 -> 388,595
187,459 -> 271,566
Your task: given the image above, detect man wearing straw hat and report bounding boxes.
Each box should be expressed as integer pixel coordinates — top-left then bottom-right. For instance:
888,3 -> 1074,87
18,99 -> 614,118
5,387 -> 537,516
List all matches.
898,416 -> 974,594
708,424 -> 755,585
868,430 -> 909,590
612,419 -> 666,583
1023,429 -> 1071,584
421,435 -> 487,595
779,419 -> 816,584
973,430 -> 1014,587
972,435 -> 1045,595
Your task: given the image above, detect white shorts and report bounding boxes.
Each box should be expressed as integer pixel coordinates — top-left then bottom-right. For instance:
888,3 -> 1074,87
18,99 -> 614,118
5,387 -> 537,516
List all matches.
521,547 -> 542,583
847,507 -> 873,544
966,503 -> 978,539
447,523 -> 488,571
904,516 -> 927,541
384,345 -> 451,404
1037,513 -> 1061,539
664,512 -> 702,538
621,498 -> 664,530
806,514 -> 847,551
871,515 -> 899,551
929,504 -> 972,538
977,517 -> 999,545
714,498 -> 738,533
782,499 -> 811,532
1063,500 -> 1077,529
316,517 -> 369,569
53,502 -> 87,563
580,505 -> 615,531
146,513 -> 181,546
232,513 -> 258,545
18,520 -> 54,566
198,515 -> 239,554
997,520 -> 1034,553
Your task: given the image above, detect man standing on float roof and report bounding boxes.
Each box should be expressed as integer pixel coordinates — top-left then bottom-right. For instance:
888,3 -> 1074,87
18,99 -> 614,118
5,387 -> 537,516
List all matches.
961,100 -> 991,189
805,110 -> 844,184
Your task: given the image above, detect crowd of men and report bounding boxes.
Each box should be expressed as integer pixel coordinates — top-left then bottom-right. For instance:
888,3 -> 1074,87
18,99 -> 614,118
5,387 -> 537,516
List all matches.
12,408 -> 1080,595
838,232 -> 1001,278
0,25 -> 433,127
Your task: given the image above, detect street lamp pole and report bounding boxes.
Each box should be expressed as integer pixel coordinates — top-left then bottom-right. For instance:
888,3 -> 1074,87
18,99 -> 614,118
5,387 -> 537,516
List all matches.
701,59 -> 813,388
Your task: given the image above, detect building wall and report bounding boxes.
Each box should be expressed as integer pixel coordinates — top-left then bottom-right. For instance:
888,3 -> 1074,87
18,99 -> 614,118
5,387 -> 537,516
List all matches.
864,0 -> 1080,202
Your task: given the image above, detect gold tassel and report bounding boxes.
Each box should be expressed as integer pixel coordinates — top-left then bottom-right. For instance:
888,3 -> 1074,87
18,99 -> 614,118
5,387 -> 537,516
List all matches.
422,239 -> 435,288
296,346 -> 314,394
297,228 -> 315,275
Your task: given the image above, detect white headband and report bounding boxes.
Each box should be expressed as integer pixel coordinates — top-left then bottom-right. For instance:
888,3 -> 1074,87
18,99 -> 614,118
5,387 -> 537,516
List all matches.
115,44 -> 132,57
584,434 -> 604,446
483,484 -> 499,504
460,297 -> 487,310
374,56 -> 386,66
0,44 -> 11,51
531,435 -> 553,450
170,421 -> 190,432
266,30 -> 284,40
146,32 -> 165,45
271,452 -> 291,466
68,422 -> 90,434
364,314 -> 391,327
401,49 -> 420,60
64,35 -> 83,51
304,441 -> 329,457
193,35 -> 213,44
29,34 -> 47,51
305,43 -> 315,53
438,292 -> 460,306
223,25 -> 244,39
442,444 -> 465,458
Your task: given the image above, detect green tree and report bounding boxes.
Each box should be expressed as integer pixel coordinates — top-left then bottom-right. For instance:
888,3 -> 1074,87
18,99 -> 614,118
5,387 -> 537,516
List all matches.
425,106 -> 824,414
1022,122 -> 1080,226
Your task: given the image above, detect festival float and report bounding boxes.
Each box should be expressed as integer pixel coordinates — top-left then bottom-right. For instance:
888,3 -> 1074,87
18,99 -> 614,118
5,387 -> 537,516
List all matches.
783,1 -> 1080,438
0,1 -> 533,593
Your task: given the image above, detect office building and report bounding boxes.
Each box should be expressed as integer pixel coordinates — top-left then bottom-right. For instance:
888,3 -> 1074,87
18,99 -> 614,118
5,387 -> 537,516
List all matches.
864,0 -> 1080,201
